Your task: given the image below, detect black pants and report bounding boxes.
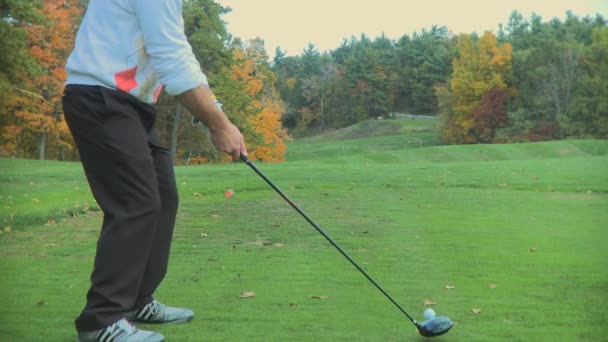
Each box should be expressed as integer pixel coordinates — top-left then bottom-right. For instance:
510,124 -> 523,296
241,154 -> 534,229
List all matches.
62,85 -> 179,332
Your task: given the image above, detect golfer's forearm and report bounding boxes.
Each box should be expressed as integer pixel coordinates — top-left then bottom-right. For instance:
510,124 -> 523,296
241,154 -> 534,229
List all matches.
177,85 -> 230,131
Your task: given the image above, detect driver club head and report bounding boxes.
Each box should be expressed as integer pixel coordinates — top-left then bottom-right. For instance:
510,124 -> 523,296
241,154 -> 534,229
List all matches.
416,316 -> 454,337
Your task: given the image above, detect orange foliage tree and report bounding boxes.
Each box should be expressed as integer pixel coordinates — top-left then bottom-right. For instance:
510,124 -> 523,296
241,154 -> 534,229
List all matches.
1,0 -> 81,159
213,39 -> 290,162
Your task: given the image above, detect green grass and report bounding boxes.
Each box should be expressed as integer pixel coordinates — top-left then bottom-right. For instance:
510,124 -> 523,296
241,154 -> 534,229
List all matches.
0,159 -> 99,228
299,117 -> 439,143
1,129 -> 607,340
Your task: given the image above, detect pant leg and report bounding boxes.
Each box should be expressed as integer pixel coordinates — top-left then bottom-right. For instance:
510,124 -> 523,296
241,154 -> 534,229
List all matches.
62,85 -> 165,332
133,133 -> 179,309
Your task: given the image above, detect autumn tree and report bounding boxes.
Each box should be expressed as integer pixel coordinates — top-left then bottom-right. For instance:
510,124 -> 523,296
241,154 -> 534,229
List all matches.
473,88 -> 509,142
440,32 -> 512,143
224,39 -> 289,161
1,0 -> 81,159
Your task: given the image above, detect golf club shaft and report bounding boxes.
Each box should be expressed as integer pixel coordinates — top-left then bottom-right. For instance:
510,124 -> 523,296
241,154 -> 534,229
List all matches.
241,155 -> 417,325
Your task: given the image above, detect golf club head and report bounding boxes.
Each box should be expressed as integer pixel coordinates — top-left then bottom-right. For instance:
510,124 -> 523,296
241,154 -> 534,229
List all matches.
416,316 -> 454,337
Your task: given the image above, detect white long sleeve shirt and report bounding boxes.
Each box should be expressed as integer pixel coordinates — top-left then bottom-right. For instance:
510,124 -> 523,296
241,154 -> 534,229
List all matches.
66,0 -> 208,104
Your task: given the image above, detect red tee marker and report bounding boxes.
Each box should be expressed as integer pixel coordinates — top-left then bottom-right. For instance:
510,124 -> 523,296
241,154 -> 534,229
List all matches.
225,189 -> 234,198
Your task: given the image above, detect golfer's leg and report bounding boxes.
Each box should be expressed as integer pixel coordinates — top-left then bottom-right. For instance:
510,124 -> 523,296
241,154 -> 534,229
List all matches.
134,135 -> 179,308
63,86 -> 162,332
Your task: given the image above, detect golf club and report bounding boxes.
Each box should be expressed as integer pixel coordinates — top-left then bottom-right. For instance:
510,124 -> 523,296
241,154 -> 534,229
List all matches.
240,155 -> 453,338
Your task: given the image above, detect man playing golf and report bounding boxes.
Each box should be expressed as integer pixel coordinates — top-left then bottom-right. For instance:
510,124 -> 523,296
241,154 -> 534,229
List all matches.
62,0 -> 247,341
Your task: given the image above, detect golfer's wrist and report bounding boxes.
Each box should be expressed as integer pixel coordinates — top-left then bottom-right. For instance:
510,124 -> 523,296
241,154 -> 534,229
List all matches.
207,114 -> 232,132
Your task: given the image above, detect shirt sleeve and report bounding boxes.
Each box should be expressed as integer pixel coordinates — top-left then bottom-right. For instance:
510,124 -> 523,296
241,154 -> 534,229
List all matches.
134,0 -> 208,95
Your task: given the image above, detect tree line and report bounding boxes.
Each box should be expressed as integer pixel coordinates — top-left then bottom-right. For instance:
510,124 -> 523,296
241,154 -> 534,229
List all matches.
1,1 -> 606,163
274,11 -> 607,143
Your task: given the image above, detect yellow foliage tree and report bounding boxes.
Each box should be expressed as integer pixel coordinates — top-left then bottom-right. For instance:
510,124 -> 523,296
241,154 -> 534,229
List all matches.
441,32 -> 512,143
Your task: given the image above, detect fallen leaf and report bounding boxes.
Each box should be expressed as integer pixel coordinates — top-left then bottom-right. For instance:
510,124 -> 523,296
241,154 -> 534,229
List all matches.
310,295 -> 329,299
4,226 -> 12,233
211,214 -> 220,219
289,303 -> 298,308
201,233 -> 208,237
424,299 -> 437,306
273,243 -> 285,247
32,198 -> 40,202
489,283 -> 497,289
444,285 -> 456,290
240,291 -> 256,298
472,308 -> 482,314
46,219 -> 56,226
193,192 -> 201,197
36,300 -> 45,307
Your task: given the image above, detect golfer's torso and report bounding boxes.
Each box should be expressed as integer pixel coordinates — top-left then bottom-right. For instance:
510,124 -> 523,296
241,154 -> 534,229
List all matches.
65,0 -> 163,104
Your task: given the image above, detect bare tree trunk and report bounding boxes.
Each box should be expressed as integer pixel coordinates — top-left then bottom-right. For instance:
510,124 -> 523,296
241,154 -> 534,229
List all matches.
320,91 -> 325,129
170,102 -> 183,163
547,48 -> 581,138
38,132 -> 47,160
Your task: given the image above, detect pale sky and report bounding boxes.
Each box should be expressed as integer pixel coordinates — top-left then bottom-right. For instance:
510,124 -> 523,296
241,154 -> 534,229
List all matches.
216,0 -> 608,57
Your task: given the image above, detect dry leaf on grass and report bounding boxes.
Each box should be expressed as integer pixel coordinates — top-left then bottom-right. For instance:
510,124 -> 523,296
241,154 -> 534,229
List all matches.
193,192 -> 201,197
289,303 -> 298,308
472,308 -> 482,314
444,285 -> 456,290
4,226 -> 12,233
239,291 -> 256,298
489,283 -> 497,289
310,295 -> 329,299
273,243 -> 285,247
424,299 -> 437,306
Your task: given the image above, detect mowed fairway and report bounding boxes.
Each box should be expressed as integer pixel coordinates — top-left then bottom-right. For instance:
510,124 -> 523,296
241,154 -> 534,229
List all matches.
1,120 -> 607,341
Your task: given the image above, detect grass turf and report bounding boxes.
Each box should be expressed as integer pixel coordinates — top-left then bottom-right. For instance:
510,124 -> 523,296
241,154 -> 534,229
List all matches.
0,125 -> 607,341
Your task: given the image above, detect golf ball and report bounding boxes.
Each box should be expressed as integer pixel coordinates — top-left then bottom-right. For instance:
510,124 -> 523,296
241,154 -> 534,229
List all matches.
424,308 -> 436,319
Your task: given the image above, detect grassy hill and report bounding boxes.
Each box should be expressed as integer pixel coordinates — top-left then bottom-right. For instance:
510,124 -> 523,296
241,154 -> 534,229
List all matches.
1,120 -> 607,341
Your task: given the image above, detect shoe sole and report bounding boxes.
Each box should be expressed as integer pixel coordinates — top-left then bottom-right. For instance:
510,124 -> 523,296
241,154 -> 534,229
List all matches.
130,316 -> 194,325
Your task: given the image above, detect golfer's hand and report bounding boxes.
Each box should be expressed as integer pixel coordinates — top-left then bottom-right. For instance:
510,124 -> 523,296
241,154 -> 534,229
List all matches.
210,122 -> 248,161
